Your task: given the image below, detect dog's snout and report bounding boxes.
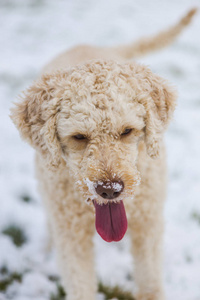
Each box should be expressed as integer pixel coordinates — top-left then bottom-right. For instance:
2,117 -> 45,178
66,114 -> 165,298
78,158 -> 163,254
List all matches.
95,180 -> 124,199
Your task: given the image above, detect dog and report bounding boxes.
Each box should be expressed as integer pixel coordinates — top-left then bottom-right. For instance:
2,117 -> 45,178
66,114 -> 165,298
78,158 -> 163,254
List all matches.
11,9 -> 196,300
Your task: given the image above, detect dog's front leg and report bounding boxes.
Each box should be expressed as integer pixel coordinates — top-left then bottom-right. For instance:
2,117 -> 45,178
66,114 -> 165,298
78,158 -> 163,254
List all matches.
49,201 -> 97,300
129,216 -> 165,300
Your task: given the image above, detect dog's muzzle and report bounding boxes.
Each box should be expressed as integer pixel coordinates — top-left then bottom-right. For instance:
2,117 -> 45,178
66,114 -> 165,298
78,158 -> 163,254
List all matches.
95,180 -> 124,200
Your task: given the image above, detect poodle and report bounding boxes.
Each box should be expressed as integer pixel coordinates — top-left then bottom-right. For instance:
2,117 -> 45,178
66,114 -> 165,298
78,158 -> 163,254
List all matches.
11,9 -> 196,300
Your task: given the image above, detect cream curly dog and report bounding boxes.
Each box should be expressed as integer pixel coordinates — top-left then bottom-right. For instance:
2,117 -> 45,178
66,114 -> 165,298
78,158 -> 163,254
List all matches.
11,9 -> 196,300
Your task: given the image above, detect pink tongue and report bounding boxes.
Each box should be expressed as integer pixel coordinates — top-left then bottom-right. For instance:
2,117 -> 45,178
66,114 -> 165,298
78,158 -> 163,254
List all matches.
94,200 -> 128,242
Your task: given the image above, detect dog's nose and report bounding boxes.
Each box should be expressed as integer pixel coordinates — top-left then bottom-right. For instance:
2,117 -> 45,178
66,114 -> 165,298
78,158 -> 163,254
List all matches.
95,180 -> 124,199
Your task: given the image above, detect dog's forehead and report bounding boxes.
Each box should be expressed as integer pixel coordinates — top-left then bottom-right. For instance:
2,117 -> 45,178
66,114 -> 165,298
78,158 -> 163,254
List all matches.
57,59 -> 150,102
57,60 -> 147,136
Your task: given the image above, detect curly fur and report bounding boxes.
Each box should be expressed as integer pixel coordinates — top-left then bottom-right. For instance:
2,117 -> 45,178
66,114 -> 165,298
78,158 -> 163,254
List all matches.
10,9 -> 196,300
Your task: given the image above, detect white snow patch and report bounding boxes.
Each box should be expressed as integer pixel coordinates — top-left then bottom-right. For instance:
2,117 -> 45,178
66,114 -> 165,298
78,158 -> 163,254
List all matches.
84,177 -> 97,198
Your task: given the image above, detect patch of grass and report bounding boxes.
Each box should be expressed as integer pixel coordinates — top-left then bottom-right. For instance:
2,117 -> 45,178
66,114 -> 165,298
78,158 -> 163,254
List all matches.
98,282 -> 135,300
0,270 -> 135,299
50,284 -> 66,300
2,224 -> 27,247
191,211 -> 200,225
0,265 -> 8,275
0,271 -> 22,292
20,194 -> 33,203
48,275 -> 60,282
50,281 -> 135,300
49,275 -> 66,300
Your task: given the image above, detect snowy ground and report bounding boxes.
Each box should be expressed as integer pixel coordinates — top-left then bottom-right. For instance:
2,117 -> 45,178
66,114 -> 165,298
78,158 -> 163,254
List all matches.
0,0 -> 200,299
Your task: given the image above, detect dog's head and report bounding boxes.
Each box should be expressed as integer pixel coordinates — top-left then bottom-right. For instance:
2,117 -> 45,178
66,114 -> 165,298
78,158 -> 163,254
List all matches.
11,60 -> 176,241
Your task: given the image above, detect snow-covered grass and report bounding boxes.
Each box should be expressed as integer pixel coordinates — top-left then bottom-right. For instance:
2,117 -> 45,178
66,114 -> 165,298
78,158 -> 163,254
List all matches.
0,0 -> 200,299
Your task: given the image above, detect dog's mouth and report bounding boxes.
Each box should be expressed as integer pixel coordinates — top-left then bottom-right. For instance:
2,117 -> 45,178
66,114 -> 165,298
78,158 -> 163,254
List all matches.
93,200 -> 128,242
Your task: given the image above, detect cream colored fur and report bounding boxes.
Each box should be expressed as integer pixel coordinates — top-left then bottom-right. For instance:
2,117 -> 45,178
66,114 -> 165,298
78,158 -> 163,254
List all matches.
10,9 -> 196,300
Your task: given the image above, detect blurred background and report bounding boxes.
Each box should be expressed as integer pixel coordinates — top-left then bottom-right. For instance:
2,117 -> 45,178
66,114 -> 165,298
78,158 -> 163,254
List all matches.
0,0 -> 200,299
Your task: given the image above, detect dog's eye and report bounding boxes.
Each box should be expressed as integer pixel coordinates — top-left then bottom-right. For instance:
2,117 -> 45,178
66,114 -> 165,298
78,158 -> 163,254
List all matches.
121,128 -> 132,136
73,134 -> 87,140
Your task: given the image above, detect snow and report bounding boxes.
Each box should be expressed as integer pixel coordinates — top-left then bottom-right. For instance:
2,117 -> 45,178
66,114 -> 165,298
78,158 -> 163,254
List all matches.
7,272 -> 56,300
84,177 -> 97,197
1,0 -> 200,299
110,182 -> 122,192
94,181 -> 123,192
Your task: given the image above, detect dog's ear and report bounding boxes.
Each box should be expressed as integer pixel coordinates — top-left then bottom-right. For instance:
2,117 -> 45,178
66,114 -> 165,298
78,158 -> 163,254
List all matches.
10,74 -> 62,168
143,74 -> 177,159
